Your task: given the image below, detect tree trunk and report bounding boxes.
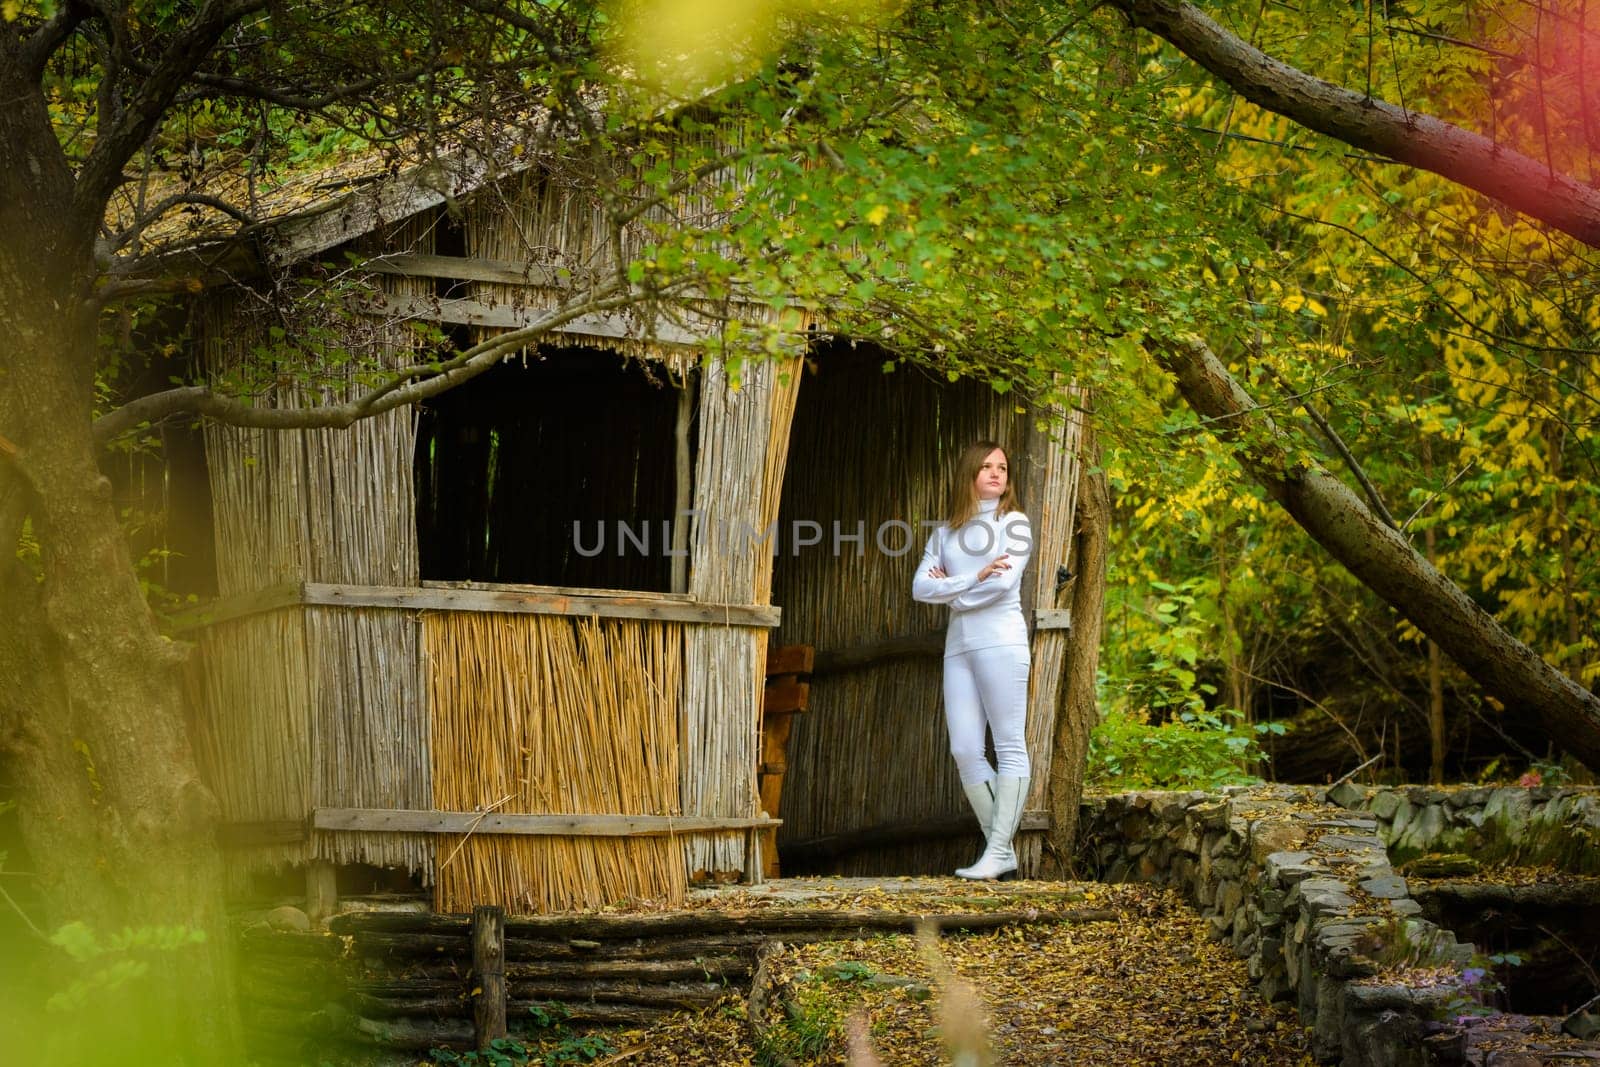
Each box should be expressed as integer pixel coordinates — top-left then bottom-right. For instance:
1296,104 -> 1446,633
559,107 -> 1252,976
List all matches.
1154,335 -> 1600,772
0,121 -> 242,1059
1046,435 -> 1109,874
1108,0 -> 1600,247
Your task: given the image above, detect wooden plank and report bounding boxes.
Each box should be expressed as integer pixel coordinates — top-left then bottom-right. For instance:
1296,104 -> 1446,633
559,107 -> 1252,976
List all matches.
302,583 -> 781,627
762,678 -> 809,715
765,644 -> 815,676
179,583 -> 779,629
1033,608 -> 1073,631
369,291 -> 704,348
273,149 -> 519,267
759,716 -> 794,770
671,383 -> 693,595
471,906 -> 507,1049
811,632 -> 944,675
312,808 -> 779,837
169,583 -> 303,632
422,579 -> 692,602
364,252 -> 566,288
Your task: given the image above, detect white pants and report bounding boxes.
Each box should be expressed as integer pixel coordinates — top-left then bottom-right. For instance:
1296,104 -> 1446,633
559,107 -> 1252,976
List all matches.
943,644 -> 1031,785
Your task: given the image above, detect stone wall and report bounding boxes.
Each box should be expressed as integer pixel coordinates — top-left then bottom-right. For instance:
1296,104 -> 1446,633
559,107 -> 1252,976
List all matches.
1079,786 -> 1475,1066
1324,783 -> 1600,873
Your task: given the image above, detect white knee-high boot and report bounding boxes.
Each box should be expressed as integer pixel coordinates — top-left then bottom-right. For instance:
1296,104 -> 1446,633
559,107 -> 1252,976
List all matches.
960,780 -> 996,871
956,775 -> 1028,880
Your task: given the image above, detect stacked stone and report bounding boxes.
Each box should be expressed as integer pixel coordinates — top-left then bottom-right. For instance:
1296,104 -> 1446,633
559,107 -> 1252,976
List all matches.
1326,782 -> 1600,870
1080,786 -> 1473,1065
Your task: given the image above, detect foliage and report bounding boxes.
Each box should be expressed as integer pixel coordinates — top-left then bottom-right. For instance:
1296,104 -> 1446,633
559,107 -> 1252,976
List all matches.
1087,704 -> 1276,792
45,920 -> 207,1011
425,1003 -> 613,1067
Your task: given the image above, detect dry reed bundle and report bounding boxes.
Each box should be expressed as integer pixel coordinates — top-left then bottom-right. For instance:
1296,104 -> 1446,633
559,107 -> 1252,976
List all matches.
679,354 -> 798,879
428,612 -> 685,913
305,606 -> 430,872
186,609 -> 315,891
772,349 -> 1033,876
191,216 -> 437,885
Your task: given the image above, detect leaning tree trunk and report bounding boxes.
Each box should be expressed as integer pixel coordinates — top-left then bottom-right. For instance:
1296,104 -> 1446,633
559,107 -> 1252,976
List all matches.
1046,435 -> 1110,874
0,90 -> 243,1059
1155,335 -> 1600,772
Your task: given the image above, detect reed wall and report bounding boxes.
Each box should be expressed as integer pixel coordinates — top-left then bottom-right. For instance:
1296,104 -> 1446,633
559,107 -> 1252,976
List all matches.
427,612 -> 685,912
190,217 -> 435,883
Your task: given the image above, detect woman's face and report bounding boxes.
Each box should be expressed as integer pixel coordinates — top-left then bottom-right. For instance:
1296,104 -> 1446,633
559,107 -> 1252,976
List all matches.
974,448 -> 1008,501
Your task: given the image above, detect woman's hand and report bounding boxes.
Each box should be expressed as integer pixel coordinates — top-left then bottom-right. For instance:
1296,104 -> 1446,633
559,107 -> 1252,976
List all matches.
927,565 -> 947,579
976,554 -> 1011,581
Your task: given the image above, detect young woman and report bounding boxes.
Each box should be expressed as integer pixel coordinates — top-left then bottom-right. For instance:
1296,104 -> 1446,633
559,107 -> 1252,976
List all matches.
911,440 -> 1032,880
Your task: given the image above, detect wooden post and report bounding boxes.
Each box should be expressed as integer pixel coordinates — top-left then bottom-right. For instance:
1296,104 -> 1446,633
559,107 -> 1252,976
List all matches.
472,905 -> 507,1049
671,380 -> 693,594
742,825 -> 763,886
305,861 -> 338,926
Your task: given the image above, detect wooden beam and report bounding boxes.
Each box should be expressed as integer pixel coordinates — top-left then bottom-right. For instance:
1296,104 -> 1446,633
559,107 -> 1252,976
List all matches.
312,808 -> 780,837
364,252 -> 567,288
761,678 -> 809,715
1033,608 -> 1072,631
369,292 -> 705,348
811,632 -> 944,676
671,382 -> 693,595
422,579 -> 691,602
273,149 -> 522,267
765,644 -> 815,676
168,583 -> 303,632
178,583 -> 780,629
302,583 -> 781,627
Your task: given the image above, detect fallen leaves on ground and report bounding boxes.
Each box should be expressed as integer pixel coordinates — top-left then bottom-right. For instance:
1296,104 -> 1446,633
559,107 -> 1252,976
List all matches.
537,881 -> 1314,1066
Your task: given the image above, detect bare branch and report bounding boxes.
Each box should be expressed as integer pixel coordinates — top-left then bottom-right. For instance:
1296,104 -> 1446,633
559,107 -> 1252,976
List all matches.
1110,0 -> 1600,247
106,193 -> 257,254
91,282 -> 641,445
1265,367 -> 1399,530
161,57 -> 460,111
73,0 -> 268,223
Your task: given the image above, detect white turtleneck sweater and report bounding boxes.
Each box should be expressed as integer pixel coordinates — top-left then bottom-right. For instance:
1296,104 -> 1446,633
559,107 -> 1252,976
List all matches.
911,498 -> 1033,656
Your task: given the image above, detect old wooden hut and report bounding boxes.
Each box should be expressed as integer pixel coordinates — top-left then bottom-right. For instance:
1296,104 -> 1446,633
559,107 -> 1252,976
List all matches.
164,129 -> 1088,916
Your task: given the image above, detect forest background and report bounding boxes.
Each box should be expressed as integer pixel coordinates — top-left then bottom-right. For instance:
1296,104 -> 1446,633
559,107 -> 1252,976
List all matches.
3,0 -> 1600,1062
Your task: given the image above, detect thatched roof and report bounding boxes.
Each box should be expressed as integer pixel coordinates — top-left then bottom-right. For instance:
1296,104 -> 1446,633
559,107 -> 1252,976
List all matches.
109,124 -> 550,283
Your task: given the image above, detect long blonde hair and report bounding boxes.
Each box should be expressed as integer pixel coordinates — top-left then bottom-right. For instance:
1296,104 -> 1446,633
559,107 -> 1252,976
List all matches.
944,440 -> 1020,528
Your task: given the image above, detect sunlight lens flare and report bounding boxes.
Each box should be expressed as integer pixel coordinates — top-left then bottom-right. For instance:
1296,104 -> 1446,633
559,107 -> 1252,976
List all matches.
611,0 -> 893,98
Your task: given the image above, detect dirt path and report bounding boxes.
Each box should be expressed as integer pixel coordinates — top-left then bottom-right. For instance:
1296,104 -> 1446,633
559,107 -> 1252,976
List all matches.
515,878 -> 1314,1066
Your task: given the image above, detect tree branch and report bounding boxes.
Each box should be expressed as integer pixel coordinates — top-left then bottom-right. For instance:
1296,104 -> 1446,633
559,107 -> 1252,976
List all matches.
91,281 -> 640,445
105,193 -> 257,254
73,0 -> 267,224
157,57 -> 461,111
20,0 -> 90,80
1110,0 -> 1600,246
1152,331 -> 1600,769
1265,366 -> 1399,529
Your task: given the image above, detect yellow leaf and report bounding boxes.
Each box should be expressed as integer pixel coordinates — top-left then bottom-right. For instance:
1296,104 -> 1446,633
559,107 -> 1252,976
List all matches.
864,204 -> 889,226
